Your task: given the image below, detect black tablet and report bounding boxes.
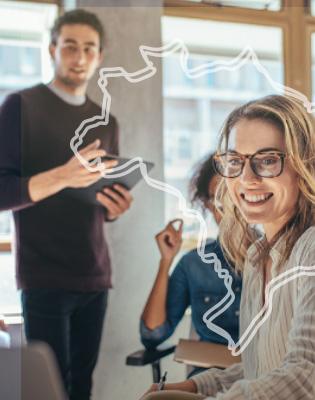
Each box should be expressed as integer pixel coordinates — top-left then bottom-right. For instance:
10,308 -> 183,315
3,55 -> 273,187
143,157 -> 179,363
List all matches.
59,155 -> 154,206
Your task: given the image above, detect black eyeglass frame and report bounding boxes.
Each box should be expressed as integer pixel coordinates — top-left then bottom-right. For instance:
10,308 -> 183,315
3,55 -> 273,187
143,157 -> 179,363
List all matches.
213,151 -> 288,178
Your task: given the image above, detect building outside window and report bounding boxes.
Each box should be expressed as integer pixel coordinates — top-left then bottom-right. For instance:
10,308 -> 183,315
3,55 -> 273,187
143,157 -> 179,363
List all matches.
162,16 -> 283,242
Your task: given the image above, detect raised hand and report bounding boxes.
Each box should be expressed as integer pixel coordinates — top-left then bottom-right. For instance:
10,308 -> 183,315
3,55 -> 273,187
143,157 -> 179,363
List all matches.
155,219 -> 183,264
28,139 -> 118,203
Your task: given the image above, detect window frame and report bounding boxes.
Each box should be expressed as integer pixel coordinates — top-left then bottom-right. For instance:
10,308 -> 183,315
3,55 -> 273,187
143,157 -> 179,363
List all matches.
6,0 -> 62,5
163,0 -> 315,102
0,241 -> 11,252
305,16 -> 315,98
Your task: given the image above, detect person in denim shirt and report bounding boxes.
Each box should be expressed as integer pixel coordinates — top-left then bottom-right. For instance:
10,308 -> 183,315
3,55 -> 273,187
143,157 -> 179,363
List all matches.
140,153 -> 242,377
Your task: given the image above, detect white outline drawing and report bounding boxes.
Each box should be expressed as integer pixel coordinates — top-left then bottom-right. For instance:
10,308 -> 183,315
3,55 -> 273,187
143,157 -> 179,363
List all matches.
70,38 -> 315,356
228,266 -> 315,356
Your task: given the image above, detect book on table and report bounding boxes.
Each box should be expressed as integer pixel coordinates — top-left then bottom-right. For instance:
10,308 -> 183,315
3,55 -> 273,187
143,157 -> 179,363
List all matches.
174,339 -> 242,369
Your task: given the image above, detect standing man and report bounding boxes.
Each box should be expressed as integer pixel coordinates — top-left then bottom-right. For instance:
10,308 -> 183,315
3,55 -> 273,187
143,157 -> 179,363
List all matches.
0,9 -> 133,400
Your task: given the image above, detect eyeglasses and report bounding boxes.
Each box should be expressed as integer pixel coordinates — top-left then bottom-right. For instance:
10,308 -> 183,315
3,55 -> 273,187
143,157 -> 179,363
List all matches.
214,151 -> 287,178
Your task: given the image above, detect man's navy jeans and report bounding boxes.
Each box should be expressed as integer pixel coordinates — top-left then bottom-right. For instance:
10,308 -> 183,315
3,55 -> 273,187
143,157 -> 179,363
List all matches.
22,289 -> 108,400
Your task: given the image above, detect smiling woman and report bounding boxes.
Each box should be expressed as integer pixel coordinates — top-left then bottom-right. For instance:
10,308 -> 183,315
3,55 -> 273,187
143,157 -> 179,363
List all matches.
225,119 -> 299,238
216,95 -> 315,272
140,95 -> 315,400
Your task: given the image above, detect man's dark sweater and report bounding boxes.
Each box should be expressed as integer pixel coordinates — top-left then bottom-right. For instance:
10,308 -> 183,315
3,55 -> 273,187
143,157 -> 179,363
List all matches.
0,84 -> 119,290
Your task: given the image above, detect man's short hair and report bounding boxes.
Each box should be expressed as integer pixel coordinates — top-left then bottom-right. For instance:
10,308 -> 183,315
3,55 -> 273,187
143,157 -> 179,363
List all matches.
50,9 -> 105,51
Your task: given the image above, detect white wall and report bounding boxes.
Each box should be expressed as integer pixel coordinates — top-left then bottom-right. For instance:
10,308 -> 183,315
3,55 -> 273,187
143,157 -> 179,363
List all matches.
77,2 -> 190,399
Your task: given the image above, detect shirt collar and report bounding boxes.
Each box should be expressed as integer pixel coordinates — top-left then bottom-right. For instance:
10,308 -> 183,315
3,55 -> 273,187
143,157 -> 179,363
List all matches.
269,237 -> 284,274
46,82 -> 86,106
247,233 -> 285,274
247,236 -> 267,270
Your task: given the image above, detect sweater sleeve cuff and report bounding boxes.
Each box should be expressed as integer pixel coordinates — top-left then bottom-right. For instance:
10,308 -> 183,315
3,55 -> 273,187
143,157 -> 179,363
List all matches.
21,177 -> 34,207
0,175 -> 35,212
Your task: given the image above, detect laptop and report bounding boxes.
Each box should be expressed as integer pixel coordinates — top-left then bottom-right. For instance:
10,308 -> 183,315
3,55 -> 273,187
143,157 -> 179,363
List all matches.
0,342 -> 67,400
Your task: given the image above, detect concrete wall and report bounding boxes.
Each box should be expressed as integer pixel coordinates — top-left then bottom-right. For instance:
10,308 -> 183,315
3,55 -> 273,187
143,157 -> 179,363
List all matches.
76,3 -> 190,399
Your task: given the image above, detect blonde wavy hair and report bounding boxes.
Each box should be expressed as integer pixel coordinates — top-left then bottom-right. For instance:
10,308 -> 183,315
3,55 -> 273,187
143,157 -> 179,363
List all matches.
216,95 -> 315,272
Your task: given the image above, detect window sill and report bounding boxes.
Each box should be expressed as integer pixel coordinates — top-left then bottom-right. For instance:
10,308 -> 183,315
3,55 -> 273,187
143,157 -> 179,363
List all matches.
1,308 -> 22,324
0,241 -> 11,252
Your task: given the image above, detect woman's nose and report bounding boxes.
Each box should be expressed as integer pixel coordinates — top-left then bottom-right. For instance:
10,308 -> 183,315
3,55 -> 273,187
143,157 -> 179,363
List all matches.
240,159 -> 261,184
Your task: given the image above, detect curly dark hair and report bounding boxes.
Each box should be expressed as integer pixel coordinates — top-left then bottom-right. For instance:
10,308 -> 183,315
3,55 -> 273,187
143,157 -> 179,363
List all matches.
50,9 -> 105,51
189,152 -> 218,212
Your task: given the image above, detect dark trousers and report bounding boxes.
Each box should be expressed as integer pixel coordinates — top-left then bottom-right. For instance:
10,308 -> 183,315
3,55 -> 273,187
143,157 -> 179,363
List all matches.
22,290 -> 108,400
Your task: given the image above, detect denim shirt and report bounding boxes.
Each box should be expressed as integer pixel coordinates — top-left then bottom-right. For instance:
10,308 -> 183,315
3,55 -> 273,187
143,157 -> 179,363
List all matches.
140,240 -> 242,349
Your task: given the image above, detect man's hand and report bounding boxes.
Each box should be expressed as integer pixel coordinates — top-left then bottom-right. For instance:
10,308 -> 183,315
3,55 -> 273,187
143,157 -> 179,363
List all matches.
59,139 -> 118,189
28,139 -> 118,203
96,184 -> 133,220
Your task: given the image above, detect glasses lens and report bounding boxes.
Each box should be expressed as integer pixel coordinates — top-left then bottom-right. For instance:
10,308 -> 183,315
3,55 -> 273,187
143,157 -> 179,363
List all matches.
252,153 -> 282,177
215,154 -> 242,178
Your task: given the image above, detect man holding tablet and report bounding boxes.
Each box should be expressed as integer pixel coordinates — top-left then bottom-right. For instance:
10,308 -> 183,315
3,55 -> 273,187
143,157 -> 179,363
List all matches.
0,9 -> 133,400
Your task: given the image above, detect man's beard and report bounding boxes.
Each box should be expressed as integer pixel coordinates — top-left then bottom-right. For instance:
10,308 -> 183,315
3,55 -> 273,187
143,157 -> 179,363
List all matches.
58,73 -> 87,89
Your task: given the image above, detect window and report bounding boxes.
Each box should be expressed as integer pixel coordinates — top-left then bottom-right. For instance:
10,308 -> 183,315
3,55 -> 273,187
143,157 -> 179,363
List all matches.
176,0 -> 281,11
162,0 -> 315,246
0,212 -> 12,238
162,16 -> 283,242
0,0 -> 57,314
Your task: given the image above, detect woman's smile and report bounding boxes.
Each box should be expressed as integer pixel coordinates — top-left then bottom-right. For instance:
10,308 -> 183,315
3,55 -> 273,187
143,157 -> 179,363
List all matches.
226,118 -> 299,241
240,192 -> 273,204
